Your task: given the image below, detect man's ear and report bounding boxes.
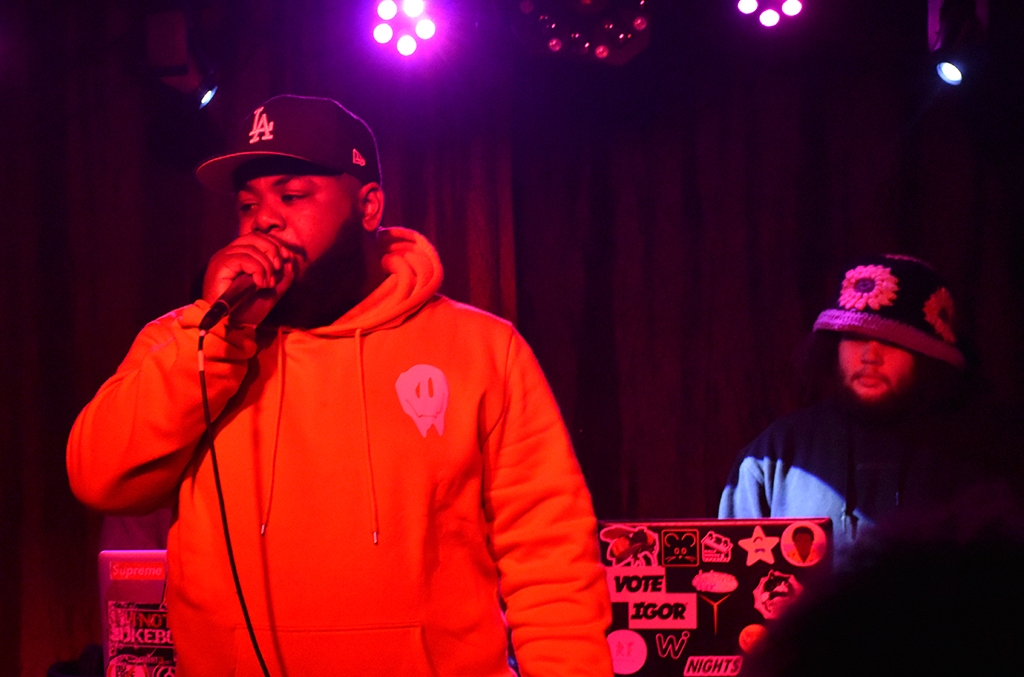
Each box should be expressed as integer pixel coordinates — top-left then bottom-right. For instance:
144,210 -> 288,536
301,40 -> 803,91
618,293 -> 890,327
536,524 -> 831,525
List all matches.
359,182 -> 384,232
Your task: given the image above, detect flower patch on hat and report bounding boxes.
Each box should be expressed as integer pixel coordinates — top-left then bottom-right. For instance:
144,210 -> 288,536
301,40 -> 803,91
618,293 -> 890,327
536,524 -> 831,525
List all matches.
923,287 -> 956,343
838,264 -> 899,311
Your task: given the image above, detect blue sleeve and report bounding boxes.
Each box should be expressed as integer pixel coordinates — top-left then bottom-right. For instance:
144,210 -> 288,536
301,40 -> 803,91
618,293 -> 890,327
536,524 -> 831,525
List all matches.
719,446 -> 773,518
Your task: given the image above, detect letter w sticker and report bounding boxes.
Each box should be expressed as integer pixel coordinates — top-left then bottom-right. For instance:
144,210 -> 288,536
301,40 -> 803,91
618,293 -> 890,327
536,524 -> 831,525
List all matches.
396,364 -> 449,437
656,632 -> 690,659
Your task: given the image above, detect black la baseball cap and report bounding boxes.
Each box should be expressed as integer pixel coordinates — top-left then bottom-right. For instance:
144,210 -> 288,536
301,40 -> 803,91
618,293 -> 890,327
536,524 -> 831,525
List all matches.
195,95 -> 381,192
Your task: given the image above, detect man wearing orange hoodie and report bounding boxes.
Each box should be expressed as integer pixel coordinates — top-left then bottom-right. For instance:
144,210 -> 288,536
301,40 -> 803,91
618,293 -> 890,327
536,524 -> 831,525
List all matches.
68,95 -> 612,677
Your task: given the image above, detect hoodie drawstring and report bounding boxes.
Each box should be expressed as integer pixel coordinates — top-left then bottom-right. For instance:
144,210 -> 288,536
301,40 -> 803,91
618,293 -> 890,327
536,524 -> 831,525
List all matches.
260,327 -> 286,536
355,328 -> 381,544
258,327 -> 381,544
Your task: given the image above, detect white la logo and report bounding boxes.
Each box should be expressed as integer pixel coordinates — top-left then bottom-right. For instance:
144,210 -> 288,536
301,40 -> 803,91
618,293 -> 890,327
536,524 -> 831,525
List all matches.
248,106 -> 274,144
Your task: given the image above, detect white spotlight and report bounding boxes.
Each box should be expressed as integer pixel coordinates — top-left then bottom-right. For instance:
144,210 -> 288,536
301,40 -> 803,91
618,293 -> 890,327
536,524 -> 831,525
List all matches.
378,1 -> 398,21
403,0 -> 425,18
759,9 -> 780,27
374,23 -> 394,43
396,34 -> 417,55
738,0 -> 758,15
781,0 -> 802,16
199,86 -> 217,108
415,19 -> 436,40
937,61 -> 963,85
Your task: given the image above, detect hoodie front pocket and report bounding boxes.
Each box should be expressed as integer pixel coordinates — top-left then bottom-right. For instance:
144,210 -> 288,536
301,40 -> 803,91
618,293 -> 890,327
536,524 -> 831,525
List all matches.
233,622 -> 436,677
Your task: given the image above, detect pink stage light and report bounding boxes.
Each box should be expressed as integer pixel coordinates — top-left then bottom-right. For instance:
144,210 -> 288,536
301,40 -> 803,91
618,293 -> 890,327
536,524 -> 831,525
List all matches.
759,9 -> 780,27
415,19 -> 436,39
397,34 -> 417,55
378,1 -> 398,21
371,0 -> 438,57
403,0 -> 425,19
738,0 -> 803,27
373,23 -> 394,44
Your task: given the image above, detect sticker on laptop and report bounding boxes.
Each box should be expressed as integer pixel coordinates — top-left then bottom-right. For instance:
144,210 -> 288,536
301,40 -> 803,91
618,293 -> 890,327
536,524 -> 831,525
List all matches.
692,570 -> 739,635
662,529 -> 700,566
752,570 -> 804,619
700,530 -> 734,563
780,520 -> 828,567
739,525 -> 779,566
600,525 -> 659,566
608,628 -> 648,675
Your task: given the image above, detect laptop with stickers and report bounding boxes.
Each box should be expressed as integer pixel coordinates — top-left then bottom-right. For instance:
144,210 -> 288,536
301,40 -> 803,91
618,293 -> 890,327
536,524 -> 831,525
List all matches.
598,518 -> 832,676
97,549 -> 177,675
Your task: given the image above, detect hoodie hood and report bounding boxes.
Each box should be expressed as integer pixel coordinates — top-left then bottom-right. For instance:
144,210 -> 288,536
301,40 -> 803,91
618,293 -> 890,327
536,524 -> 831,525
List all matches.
303,226 -> 443,338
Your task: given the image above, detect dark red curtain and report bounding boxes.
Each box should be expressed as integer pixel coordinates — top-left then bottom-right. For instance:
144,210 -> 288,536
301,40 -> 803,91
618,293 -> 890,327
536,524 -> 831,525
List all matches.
3,1 -> 1022,675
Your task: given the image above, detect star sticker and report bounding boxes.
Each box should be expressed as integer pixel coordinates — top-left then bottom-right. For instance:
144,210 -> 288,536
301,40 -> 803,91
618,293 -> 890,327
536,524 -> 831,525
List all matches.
739,525 -> 779,565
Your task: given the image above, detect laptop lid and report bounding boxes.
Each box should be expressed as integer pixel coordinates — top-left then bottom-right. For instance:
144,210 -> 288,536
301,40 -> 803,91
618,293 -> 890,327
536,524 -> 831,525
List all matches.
97,549 -> 176,674
598,518 -> 832,676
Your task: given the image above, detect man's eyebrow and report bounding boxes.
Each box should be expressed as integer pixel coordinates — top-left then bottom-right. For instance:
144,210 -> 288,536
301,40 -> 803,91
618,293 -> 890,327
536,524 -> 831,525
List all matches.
239,175 -> 309,193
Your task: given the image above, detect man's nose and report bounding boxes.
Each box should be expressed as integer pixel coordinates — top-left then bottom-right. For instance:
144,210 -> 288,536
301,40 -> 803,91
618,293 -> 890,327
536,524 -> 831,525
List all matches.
860,341 -> 883,364
252,205 -> 284,233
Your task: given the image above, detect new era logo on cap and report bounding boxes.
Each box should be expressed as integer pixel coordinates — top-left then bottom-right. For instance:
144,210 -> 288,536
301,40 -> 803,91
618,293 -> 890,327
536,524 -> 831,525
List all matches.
353,149 -> 366,167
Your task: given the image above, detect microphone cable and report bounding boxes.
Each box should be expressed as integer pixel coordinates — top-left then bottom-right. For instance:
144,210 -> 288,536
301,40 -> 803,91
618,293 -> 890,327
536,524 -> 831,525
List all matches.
198,328 -> 272,677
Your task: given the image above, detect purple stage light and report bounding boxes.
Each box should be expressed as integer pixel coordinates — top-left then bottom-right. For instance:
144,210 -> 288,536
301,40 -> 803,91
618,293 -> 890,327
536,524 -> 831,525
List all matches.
760,9 -> 780,26
371,0 -> 438,57
374,23 -> 394,44
397,34 -> 417,55
738,0 -> 803,27
378,1 -> 398,20
415,19 -> 436,39
403,0 -> 425,18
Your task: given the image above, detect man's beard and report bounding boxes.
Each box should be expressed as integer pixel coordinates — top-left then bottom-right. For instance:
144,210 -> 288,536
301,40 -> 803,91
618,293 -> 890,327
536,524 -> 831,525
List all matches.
263,219 -> 368,329
836,368 -> 918,422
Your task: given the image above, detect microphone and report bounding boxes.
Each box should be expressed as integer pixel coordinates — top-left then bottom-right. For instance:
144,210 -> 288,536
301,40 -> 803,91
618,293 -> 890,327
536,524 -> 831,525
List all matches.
198,273 -> 258,331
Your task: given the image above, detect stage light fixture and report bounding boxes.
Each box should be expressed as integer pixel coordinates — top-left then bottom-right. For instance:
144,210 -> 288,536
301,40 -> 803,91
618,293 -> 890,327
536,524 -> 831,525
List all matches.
736,0 -> 802,28
928,0 -> 988,86
199,86 -> 217,107
371,0 -> 439,57
374,23 -> 395,43
404,0 -> 426,18
146,10 -> 218,108
379,1 -> 398,20
512,0 -> 651,66
760,9 -> 780,26
397,34 -> 418,55
936,61 -> 963,85
416,19 -> 437,39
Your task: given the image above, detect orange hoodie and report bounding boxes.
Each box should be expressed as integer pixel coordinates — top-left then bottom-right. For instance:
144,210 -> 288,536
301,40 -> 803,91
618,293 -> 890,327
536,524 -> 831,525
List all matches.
68,227 -> 613,677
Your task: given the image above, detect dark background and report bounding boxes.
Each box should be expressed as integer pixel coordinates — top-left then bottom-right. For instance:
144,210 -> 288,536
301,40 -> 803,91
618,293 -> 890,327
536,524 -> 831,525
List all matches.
3,1 -> 1022,675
